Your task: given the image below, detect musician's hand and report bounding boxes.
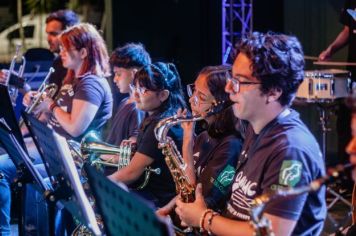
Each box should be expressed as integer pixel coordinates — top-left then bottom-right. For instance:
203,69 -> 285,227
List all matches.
0,69 -> 9,85
23,91 -> 38,107
32,97 -> 54,116
176,108 -> 195,137
156,196 -> 177,217
156,205 -> 173,217
175,183 -> 207,227
318,48 -> 332,61
99,154 -> 119,164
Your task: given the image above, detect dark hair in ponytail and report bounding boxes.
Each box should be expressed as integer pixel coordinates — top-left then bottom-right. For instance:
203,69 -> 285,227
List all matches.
134,62 -> 187,117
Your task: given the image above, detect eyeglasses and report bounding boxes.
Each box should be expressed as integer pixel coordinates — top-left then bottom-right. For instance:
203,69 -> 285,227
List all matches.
186,83 -> 214,106
226,76 -> 261,93
59,45 -> 77,53
129,84 -> 148,95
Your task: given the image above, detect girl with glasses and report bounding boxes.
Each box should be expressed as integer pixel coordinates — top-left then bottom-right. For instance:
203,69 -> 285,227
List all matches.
108,62 -> 186,208
38,23 -> 113,141
157,65 -> 243,218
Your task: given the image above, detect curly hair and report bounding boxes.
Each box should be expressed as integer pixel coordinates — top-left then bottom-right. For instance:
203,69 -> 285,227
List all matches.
234,32 -> 305,106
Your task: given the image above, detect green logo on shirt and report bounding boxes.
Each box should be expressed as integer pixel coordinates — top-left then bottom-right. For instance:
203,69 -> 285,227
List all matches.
279,160 -> 302,187
214,165 -> 236,188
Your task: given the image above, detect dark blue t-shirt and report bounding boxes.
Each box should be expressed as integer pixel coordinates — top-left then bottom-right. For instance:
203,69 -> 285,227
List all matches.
193,131 -> 242,211
132,113 -> 183,208
48,75 -> 113,141
105,98 -> 144,145
224,109 -> 326,236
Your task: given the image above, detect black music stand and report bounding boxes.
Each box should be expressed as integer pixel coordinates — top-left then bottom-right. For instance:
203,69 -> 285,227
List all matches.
85,164 -> 174,236
0,84 -> 32,235
0,84 -> 25,150
22,113 -> 101,236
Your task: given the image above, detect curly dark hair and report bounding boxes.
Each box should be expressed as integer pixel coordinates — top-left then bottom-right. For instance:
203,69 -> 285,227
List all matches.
233,32 -> 305,106
133,62 -> 187,117
109,43 -> 151,69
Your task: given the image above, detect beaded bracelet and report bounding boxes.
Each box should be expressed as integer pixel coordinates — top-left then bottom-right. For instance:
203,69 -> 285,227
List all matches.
199,209 -> 213,233
207,212 -> 219,235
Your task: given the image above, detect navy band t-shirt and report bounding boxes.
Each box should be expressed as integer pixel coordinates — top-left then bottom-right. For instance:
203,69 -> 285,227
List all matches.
224,109 -> 326,236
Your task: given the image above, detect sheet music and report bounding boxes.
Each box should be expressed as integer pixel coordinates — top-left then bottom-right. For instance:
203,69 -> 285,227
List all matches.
53,132 -> 101,236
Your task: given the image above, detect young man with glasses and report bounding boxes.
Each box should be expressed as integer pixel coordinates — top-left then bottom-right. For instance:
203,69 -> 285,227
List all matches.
176,32 -> 326,236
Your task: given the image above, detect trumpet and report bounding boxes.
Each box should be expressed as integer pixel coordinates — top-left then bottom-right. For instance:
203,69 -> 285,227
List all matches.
7,44 -> 26,105
19,67 -> 56,127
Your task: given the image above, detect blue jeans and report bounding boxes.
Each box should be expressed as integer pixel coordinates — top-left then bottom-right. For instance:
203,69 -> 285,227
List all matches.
0,141 -> 48,236
0,154 -> 17,236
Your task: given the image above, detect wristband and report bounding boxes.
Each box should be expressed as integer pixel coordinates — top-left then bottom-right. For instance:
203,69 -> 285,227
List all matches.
199,209 -> 213,233
207,212 -> 219,235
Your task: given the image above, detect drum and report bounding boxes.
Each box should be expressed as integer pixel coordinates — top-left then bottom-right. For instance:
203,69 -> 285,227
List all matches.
296,69 -> 351,102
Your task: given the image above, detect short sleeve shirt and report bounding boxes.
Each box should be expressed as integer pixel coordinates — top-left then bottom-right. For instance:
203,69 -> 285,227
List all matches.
105,98 -> 144,146
193,131 -> 242,211
133,113 -> 183,207
48,75 -> 113,141
224,109 -> 326,236
340,0 -> 356,79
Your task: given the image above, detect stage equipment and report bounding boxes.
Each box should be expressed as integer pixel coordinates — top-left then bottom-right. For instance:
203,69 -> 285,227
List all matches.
296,69 -> 351,103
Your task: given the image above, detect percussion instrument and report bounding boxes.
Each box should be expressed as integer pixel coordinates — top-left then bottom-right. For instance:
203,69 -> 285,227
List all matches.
296,69 -> 351,103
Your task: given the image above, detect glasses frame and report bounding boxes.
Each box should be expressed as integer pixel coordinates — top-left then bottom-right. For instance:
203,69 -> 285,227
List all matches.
227,76 -> 261,93
129,84 -> 148,95
186,83 -> 215,106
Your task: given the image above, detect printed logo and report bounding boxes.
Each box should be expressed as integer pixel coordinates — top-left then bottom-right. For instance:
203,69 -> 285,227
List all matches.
214,165 -> 235,188
279,160 -> 302,187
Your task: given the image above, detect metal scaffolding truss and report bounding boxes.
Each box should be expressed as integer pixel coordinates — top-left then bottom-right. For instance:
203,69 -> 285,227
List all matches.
222,0 -> 253,64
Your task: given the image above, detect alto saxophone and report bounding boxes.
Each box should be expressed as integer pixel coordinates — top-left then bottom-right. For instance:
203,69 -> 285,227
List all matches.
154,103 -> 228,202
154,114 -> 204,202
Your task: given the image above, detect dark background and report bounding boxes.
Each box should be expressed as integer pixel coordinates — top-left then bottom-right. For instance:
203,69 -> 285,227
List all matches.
0,0 -> 349,164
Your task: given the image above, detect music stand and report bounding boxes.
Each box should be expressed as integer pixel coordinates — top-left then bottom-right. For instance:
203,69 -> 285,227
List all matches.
0,120 -> 50,193
0,84 -> 26,151
0,84 -> 32,235
22,113 -> 101,236
85,164 -> 174,236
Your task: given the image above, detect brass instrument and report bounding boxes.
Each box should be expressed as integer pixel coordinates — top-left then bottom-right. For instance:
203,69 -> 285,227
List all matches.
19,67 -> 56,127
69,130 -> 161,190
154,114 -> 204,202
250,163 -> 354,236
7,44 -> 26,105
154,103 -> 228,202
